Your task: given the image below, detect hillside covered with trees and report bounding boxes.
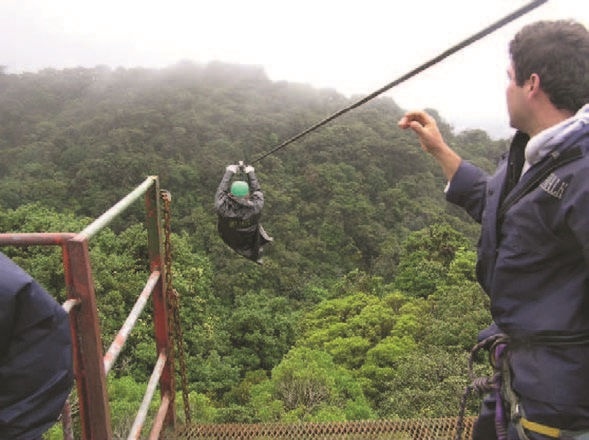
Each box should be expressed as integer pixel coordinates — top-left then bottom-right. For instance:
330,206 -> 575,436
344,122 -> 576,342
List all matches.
0,62 -> 509,432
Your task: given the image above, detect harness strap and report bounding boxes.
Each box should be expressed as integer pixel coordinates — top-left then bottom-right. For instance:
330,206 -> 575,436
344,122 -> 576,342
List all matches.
520,417 -> 560,438
462,331 -> 589,440
498,349 -> 530,440
519,417 -> 589,439
499,339 -> 589,440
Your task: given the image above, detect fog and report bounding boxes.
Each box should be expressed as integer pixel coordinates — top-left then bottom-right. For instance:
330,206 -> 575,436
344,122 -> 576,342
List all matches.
1,0 -> 587,138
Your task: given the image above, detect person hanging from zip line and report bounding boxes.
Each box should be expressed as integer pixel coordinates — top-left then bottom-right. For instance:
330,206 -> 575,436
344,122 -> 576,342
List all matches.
399,19 -> 589,440
0,252 -> 74,440
215,161 -> 273,264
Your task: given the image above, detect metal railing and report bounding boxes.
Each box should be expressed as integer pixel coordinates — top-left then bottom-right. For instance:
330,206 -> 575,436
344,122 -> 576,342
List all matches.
0,176 -> 175,440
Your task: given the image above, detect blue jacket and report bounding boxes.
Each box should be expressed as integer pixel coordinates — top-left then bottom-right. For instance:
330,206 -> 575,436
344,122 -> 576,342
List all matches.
446,120 -> 589,406
0,252 -> 74,439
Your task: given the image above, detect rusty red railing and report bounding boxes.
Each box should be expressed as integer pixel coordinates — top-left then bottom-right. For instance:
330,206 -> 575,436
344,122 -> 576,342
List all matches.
0,175 -> 175,440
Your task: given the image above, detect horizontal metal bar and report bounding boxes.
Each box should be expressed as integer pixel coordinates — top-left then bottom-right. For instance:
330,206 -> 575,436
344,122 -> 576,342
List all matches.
148,393 -> 171,440
127,351 -> 167,440
78,176 -> 157,240
103,271 -> 160,375
0,232 -> 76,246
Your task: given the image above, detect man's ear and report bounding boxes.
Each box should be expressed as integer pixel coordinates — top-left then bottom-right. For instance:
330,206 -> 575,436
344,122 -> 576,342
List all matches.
528,73 -> 541,96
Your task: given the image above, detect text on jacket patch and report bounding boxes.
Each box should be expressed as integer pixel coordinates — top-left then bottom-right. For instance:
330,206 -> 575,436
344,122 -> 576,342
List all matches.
540,173 -> 568,199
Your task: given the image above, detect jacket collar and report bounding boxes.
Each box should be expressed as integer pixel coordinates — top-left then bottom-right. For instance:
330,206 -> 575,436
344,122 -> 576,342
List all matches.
522,103 -> 589,176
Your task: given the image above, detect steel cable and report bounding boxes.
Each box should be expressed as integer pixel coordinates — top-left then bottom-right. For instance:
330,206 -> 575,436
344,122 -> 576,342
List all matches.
250,0 -> 548,165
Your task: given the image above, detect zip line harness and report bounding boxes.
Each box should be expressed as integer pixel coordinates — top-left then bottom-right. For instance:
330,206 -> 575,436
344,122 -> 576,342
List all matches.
456,332 -> 589,440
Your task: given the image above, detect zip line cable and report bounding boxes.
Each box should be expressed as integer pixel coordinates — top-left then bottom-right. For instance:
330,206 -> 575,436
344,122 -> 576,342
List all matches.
250,0 -> 548,165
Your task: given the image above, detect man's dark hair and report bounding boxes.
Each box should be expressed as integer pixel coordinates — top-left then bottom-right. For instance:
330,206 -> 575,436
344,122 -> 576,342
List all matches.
509,20 -> 589,113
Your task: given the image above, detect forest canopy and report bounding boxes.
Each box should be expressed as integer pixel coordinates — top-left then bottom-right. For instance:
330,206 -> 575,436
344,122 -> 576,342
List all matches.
0,62 -> 507,430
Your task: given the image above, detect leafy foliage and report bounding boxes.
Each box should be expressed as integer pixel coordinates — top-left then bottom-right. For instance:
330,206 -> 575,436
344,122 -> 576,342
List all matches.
0,63 -> 503,428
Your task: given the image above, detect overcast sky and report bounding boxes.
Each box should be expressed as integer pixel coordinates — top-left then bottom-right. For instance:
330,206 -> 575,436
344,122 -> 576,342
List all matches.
1,0 -> 588,138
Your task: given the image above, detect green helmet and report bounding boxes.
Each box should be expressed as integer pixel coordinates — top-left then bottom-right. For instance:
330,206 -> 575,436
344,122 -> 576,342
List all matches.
230,180 -> 249,197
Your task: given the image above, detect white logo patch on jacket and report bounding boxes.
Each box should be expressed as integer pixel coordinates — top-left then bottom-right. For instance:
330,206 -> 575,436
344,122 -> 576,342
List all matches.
540,173 -> 568,199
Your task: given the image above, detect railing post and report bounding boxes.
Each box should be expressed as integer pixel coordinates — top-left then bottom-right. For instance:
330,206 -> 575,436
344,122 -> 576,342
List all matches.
66,236 -> 113,440
144,176 -> 176,431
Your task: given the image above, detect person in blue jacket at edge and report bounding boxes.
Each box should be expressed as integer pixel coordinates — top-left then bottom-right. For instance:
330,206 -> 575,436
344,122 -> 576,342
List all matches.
0,252 -> 74,440
399,20 -> 589,440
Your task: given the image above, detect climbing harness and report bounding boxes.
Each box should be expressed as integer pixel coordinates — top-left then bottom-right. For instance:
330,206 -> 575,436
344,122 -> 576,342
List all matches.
249,0 -> 548,165
161,190 -> 192,423
456,332 -> 589,440
504,331 -> 589,440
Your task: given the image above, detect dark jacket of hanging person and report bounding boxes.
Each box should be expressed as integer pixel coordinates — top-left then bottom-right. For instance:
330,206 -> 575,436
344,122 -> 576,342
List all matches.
215,166 -> 272,264
0,251 -> 74,440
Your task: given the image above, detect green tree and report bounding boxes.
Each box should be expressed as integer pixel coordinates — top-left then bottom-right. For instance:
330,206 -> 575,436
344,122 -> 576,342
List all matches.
249,347 -> 374,422
423,249 -> 491,350
377,348 -> 469,418
393,222 -> 472,298
226,291 -> 297,371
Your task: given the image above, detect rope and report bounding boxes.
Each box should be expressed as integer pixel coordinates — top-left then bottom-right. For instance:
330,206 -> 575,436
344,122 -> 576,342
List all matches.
454,334 -> 509,440
250,0 -> 548,165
